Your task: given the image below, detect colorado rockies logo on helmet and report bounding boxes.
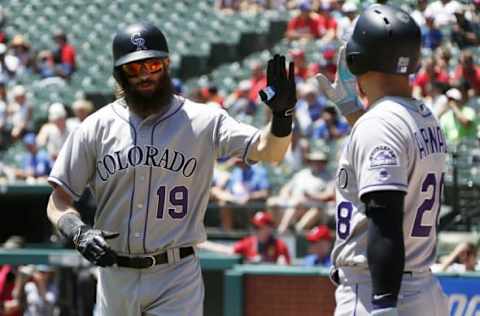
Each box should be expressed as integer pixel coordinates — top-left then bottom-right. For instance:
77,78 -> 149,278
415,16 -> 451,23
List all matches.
130,32 -> 147,51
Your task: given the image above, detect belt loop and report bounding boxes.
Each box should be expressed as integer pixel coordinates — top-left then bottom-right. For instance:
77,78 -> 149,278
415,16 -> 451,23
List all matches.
167,248 -> 181,264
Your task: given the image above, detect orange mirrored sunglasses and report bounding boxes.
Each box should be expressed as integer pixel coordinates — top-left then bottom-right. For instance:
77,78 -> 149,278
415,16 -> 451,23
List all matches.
121,58 -> 166,77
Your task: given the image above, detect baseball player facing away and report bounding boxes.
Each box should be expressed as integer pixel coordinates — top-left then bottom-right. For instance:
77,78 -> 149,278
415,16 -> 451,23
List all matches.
316,4 -> 449,316
46,22 -> 296,316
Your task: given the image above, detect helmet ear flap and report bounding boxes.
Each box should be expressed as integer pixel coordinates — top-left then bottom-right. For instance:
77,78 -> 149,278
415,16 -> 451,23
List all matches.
346,52 -> 361,76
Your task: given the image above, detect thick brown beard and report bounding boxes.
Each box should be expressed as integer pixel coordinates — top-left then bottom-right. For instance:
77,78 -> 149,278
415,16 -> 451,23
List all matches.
120,72 -> 174,115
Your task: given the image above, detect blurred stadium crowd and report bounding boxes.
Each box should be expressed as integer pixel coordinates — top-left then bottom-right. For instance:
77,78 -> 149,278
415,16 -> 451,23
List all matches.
0,0 -> 480,315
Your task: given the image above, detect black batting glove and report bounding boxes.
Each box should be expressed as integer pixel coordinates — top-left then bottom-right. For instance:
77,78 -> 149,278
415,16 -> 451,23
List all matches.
57,213 -> 119,267
72,226 -> 119,267
259,54 -> 297,115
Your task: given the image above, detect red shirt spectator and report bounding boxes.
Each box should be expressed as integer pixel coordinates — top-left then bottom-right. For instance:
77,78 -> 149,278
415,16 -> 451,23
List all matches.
451,50 -> 480,95
289,49 -> 316,81
249,62 -> 267,102
286,2 -> 320,41
0,265 -> 22,316
233,236 -> 291,264
312,49 -> 337,82
60,44 -> 76,67
414,58 -> 449,97
53,31 -> 76,78
233,212 -> 291,264
317,9 -> 338,38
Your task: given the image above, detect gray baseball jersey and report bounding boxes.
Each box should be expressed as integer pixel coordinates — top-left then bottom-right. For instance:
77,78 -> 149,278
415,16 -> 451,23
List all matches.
331,96 -> 448,272
48,95 -> 261,255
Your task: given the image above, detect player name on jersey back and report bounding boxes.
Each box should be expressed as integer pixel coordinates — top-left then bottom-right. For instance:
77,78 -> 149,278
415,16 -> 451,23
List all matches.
331,97 -> 448,271
414,126 -> 448,160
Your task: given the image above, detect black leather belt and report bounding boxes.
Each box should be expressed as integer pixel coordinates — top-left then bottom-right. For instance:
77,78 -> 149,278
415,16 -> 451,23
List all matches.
116,247 -> 194,269
331,269 -> 418,286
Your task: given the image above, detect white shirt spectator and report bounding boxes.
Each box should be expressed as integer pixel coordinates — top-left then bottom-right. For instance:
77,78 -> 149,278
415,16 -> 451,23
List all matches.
6,85 -> 33,137
36,103 -> 73,160
425,0 -> 462,27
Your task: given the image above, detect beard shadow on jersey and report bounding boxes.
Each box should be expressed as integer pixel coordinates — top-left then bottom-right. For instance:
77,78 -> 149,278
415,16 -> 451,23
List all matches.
116,72 -> 175,115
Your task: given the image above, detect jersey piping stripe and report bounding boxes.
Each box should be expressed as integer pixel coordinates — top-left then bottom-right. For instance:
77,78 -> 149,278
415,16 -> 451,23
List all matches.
359,182 -> 408,191
353,283 -> 358,316
142,98 -> 185,253
48,176 -> 82,200
111,103 -> 137,255
242,130 -> 261,162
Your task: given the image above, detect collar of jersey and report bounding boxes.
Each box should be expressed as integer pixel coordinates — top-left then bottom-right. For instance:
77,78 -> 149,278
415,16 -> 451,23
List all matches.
115,95 -> 184,127
371,96 -> 425,113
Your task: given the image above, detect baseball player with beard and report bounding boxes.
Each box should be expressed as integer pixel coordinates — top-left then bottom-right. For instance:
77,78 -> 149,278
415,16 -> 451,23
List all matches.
46,22 -> 296,316
316,4 -> 449,316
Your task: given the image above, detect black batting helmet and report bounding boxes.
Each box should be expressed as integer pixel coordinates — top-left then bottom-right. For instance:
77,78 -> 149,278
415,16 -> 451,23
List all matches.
346,4 -> 421,76
112,22 -> 169,68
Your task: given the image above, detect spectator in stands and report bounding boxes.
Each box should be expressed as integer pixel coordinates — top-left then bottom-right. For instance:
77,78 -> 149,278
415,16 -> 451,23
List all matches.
6,85 -> 33,141
439,87 -> 479,145
425,80 -> 450,118
413,57 -> 449,99
216,158 -> 270,231
450,49 -> 480,95
315,2 -> 338,44
434,46 -> 452,71
36,103 -> 72,161
35,51 -> 57,79
295,81 -> 327,136
0,236 -> 26,316
421,13 -> 443,51
269,150 -> 335,234
23,265 -> 59,316
286,1 -> 320,42
425,0 -> 462,27
289,49 -> 316,82
337,1 -> 358,42
233,211 -> 290,264
66,99 -> 95,131
205,85 -> 224,108
0,43 -> 18,80
311,105 -> 350,142
248,61 -> 267,103
280,126 -> 309,175
224,80 -> 257,121
436,242 -> 479,272
188,87 -> 209,103
316,48 -> 336,83
451,5 -> 480,49
0,7 -> 7,45
199,211 -> 291,265
52,31 -> 76,79
171,78 -> 183,95
9,35 -> 34,74
411,0 -> 428,28
215,0 -> 242,14
302,224 -> 333,267
13,133 -> 51,181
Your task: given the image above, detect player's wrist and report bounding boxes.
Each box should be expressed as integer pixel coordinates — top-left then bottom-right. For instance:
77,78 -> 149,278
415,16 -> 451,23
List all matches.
270,112 -> 293,137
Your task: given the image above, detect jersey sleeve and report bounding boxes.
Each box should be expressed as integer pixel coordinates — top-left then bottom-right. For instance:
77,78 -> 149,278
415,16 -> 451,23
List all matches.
350,116 -> 410,198
214,110 -> 261,161
48,122 -> 96,201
